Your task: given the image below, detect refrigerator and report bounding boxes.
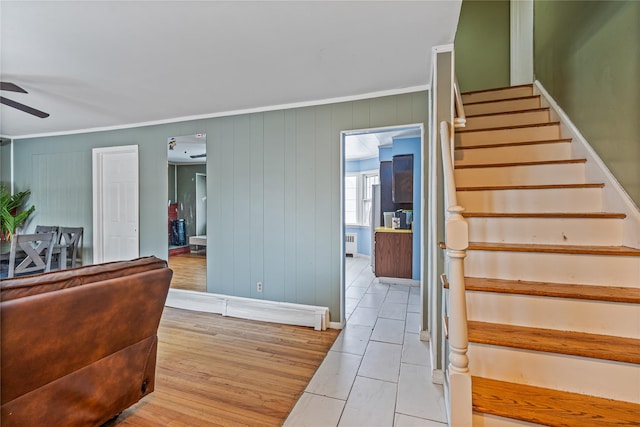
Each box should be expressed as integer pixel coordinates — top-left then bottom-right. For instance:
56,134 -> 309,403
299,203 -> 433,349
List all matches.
371,184 -> 381,273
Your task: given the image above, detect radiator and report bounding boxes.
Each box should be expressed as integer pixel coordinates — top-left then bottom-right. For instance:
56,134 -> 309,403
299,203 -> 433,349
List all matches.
345,233 -> 357,256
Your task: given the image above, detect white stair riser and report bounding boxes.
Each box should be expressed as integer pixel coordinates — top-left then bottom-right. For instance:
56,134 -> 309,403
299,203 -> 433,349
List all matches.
468,344 -> 640,403
464,110 -> 550,131
454,143 -> 572,165
465,251 -> 640,287
466,292 -> 639,338
455,163 -> 586,187
466,98 -> 540,116
466,217 -> 623,246
472,413 -> 543,427
457,188 -> 602,213
456,125 -> 560,146
462,86 -> 533,104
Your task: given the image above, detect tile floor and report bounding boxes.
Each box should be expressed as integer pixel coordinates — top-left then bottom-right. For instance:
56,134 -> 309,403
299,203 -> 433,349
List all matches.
284,255 -> 447,427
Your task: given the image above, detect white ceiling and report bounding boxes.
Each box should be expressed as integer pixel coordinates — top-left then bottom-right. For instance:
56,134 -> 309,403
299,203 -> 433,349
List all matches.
0,1 -> 461,139
345,127 -> 421,161
168,133 -> 207,164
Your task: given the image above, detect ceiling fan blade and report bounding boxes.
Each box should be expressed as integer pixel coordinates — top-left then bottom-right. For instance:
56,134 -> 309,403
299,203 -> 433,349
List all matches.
0,82 -> 28,93
190,153 -> 206,158
0,96 -> 50,118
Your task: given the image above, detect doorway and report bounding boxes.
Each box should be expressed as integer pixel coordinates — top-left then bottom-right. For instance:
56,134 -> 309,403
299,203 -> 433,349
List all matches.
341,124 -> 423,325
167,133 -> 207,292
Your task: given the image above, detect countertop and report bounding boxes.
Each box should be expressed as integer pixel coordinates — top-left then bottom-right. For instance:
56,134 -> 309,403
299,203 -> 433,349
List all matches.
374,227 -> 412,234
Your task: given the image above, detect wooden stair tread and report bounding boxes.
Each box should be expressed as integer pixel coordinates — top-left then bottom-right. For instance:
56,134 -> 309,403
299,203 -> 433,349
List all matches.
462,212 -> 626,219
461,83 -> 533,96
466,107 -> 550,118
456,121 -> 559,133
455,138 -> 572,150
460,277 -> 640,303
468,241 -> 640,256
457,183 -> 604,191
455,158 -> 587,169
464,95 -> 539,106
472,376 -> 640,427
468,321 -> 640,364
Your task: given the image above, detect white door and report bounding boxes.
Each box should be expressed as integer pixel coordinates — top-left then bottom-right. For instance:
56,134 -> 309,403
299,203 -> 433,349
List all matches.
92,145 -> 140,263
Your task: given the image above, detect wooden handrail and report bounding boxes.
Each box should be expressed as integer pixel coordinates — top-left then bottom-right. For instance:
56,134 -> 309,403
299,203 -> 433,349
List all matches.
454,77 -> 466,129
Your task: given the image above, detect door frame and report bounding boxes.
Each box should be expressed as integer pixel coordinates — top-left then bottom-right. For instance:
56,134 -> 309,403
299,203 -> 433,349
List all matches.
339,123 -> 425,327
195,172 -> 207,236
92,145 -> 140,263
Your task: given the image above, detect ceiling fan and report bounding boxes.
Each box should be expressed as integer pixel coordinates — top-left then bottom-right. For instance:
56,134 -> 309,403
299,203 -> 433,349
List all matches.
0,82 -> 50,118
190,153 -> 206,159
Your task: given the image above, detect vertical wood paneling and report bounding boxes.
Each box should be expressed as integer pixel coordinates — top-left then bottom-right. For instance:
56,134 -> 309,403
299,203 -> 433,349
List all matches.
208,122 -> 223,293
250,114 -> 265,300
397,94 -> 414,123
263,111 -> 286,301
313,106 -> 333,306
352,100 -> 370,130
12,91 -> 430,323
284,110 -> 298,303
412,92 -> 429,124
233,116 -> 252,297
219,118 -> 236,296
370,96 -> 398,128
295,108 -> 316,305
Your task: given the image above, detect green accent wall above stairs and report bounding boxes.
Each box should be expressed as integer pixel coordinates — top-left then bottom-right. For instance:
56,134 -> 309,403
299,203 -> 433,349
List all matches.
534,0 -> 640,207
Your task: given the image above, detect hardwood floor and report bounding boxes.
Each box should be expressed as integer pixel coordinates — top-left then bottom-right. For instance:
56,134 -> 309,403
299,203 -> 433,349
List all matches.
109,307 -> 339,426
168,253 -> 206,292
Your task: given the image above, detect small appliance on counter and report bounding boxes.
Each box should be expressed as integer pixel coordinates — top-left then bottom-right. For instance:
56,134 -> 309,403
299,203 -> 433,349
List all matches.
383,212 -> 394,228
395,209 -> 413,230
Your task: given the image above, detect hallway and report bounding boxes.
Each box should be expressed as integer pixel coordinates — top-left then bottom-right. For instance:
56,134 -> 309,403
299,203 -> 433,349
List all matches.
285,255 -> 447,426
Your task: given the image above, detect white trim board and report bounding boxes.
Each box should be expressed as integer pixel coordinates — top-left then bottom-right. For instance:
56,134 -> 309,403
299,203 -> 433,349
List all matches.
166,289 -> 332,331
534,80 -> 640,248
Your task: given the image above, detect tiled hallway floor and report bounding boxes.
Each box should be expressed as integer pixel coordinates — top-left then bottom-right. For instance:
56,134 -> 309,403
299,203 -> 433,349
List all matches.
284,256 -> 447,427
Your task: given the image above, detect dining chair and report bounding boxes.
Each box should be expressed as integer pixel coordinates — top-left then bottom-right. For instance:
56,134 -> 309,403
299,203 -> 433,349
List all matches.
58,227 -> 84,268
35,225 -> 59,235
7,231 -> 56,278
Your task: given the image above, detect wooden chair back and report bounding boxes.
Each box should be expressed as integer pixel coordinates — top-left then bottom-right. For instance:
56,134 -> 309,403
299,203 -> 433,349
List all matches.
8,232 -> 56,277
58,227 -> 84,268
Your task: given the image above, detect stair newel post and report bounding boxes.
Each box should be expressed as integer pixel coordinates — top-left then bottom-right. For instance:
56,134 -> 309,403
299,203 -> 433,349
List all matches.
446,204 -> 472,426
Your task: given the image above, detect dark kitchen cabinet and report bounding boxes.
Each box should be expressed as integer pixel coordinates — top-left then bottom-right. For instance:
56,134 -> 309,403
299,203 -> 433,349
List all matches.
392,154 -> 413,204
375,231 -> 412,279
380,161 -> 394,225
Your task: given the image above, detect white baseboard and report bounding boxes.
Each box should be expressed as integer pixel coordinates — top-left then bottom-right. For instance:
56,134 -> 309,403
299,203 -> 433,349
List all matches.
329,321 -> 345,330
166,289 -> 331,331
534,80 -> 640,248
420,330 -> 430,342
432,368 -> 444,385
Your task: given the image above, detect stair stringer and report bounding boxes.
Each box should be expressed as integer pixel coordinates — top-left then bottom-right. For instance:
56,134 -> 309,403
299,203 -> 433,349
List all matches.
534,80 -> 640,248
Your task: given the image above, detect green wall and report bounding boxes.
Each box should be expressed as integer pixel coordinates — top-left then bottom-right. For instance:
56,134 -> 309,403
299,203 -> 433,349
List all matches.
1,138 -> 11,189
168,164 -> 176,203
455,0 -> 511,92
176,163 -> 206,239
12,92 -> 428,322
535,0 -> 640,206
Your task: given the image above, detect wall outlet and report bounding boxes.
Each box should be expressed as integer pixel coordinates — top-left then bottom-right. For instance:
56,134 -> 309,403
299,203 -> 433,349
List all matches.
257,282 -> 263,293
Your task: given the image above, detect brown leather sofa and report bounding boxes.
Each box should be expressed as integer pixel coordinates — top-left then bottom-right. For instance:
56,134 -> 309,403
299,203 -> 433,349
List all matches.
1,256 -> 173,427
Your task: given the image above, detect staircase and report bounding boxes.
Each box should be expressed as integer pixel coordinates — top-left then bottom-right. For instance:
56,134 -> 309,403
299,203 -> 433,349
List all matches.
453,84 -> 640,426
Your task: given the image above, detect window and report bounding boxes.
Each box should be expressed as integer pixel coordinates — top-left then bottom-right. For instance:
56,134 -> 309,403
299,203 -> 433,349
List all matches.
344,175 -> 358,225
345,170 -> 379,226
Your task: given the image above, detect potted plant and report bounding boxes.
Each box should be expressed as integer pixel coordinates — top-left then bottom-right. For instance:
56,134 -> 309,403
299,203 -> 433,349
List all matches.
0,185 -> 35,240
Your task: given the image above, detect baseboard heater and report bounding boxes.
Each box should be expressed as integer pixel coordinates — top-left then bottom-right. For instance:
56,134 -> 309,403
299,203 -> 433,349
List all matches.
345,233 -> 357,256
166,289 -> 331,330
